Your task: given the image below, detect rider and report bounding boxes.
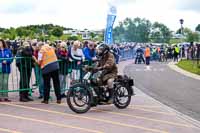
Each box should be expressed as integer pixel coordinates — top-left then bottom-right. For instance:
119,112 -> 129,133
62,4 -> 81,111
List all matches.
135,45 -> 145,64
159,45 -> 165,61
95,43 -> 118,103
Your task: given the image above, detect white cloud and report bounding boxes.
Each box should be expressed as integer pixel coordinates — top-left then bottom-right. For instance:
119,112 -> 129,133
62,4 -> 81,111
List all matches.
0,0 -> 199,31
176,0 -> 200,12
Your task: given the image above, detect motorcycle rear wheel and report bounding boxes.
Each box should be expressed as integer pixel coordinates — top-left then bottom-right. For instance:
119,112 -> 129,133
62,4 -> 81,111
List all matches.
114,84 -> 132,109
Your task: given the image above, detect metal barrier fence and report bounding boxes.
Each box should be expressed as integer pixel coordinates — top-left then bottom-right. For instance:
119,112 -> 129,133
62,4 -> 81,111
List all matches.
120,48 -> 135,61
0,57 -> 35,99
0,49 -> 134,98
0,57 -> 93,98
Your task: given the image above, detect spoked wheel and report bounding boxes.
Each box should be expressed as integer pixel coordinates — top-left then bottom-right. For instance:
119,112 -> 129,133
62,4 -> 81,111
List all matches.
67,84 -> 91,114
114,85 -> 131,109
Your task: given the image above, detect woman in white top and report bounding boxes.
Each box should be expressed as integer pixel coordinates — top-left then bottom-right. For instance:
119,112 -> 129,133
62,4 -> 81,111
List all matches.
69,41 -> 85,81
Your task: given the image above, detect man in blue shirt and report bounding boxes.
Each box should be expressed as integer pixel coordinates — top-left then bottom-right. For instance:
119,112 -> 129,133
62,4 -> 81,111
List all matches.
83,41 -> 97,62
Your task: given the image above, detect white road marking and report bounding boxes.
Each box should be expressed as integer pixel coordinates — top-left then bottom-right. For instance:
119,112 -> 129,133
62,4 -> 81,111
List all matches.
135,68 -> 165,72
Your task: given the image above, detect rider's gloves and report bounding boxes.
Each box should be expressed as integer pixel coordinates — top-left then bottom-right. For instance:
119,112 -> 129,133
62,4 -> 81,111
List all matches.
97,67 -> 104,71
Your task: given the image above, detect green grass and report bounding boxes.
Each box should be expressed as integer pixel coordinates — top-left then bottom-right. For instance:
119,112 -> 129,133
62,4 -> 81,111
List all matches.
177,60 -> 200,75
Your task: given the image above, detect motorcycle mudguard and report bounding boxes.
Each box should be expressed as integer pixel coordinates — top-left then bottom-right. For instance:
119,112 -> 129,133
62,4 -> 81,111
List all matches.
128,79 -> 134,86
70,83 -> 94,105
122,76 -> 135,96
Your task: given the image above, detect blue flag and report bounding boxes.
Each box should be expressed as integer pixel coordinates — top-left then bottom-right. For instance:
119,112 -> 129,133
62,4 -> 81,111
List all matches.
104,5 -> 117,45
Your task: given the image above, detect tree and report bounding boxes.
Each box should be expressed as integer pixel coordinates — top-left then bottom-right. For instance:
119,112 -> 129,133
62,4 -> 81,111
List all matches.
195,24 -> 200,32
186,32 -> 199,42
16,28 -> 25,37
90,32 -> 96,40
49,35 -> 58,41
113,22 -> 125,42
60,34 -> 70,40
0,24 -> 69,39
0,27 -> 5,33
68,36 -> 79,41
169,38 -> 183,44
51,27 -> 63,37
9,28 -> 17,40
151,22 -> 172,43
113,17 -> 152,43
176,28 -> 182,34
183,28 -> 192,35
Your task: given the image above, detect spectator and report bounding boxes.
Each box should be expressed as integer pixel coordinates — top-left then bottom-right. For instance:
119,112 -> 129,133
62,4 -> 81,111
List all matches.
181,45 -> 185,58
33,42 -> 40,86
57,42 -> 70,98
12,40 -> 18,56
83,41 -> 96,62
111,44 -> 120,64
145,45 -> 151,70
35,42 -> 44,99
173,45 -> 180,62
191,42 -> 196,60
16,42 -> 35,102
68,41 -> 85,81
0,39 -> 13,102
35,42 -> 61,104
83,41 -> 89,48
152,47 -> 157,61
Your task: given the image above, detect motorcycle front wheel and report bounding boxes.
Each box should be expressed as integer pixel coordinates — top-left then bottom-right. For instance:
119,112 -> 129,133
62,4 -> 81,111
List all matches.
67,83 -> 92,114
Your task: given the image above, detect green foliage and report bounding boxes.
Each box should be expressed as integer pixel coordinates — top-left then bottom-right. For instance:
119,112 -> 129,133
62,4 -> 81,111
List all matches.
49,35 -> 58,41
77,35 -> 83,41
9,28 -> 17,40
0,28 -> 16,39
174,27 -> 199,43
90,32 -> 96,40
196,24 -> 200,32
113,17 -> 171,43
183,28 -> 193,35
0,27 -> 5,32
186,32 -> 199,42
68,36 -> 79,41
0,33 -> 10,39
150,22 -> 172,43
0,24 -> 68,39
176,28 -> 182,34
169,38 -> 183,45
113,23 -> 124,43
60,34 -> 70,40
51,27 -> 63,37
94,34 -> 104,42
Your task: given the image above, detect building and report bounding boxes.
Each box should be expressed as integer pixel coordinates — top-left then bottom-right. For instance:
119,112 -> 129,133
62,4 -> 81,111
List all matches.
63,29 -> 103,40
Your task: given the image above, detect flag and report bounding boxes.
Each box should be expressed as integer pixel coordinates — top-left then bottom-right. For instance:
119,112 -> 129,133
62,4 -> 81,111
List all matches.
104,5 -> 117,45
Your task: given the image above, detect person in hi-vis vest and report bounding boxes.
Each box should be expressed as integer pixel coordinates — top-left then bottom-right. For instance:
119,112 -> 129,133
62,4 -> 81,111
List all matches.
33,42 -> 61,104
145,45 -> 151,70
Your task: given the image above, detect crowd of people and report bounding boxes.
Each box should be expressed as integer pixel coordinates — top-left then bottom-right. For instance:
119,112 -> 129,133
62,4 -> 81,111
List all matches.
134,42 -> 200,65
1,39 -> 199,103
1,39 -> 128,103
0,39 -> 98,103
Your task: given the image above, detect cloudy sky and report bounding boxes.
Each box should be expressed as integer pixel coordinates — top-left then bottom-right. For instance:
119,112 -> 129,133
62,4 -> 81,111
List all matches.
0,0 -> 199,31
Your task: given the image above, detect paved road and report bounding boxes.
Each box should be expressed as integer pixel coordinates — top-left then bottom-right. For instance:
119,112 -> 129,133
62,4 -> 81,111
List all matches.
124,61 -> 200,121
1,61 -> 200,133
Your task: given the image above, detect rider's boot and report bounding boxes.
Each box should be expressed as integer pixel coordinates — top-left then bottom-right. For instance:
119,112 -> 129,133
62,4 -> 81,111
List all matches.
107,89 -> 114,104
91,95 -> 99,107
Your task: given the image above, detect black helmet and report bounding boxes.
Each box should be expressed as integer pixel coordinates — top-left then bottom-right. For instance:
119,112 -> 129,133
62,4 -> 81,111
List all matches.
96,43 -> 110,57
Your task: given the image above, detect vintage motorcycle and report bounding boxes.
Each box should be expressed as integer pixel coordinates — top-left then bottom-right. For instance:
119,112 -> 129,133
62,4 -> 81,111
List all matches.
135,52 -> 144,64
66,65 -> 135,114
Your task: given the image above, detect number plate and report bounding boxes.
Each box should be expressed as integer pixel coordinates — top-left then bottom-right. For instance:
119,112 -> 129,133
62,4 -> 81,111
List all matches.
83,72 -> 91,80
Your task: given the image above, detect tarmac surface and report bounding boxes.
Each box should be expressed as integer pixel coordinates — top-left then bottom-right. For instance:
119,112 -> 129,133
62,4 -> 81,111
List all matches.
124,61 -> 200,122
0,60 -> 200,133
